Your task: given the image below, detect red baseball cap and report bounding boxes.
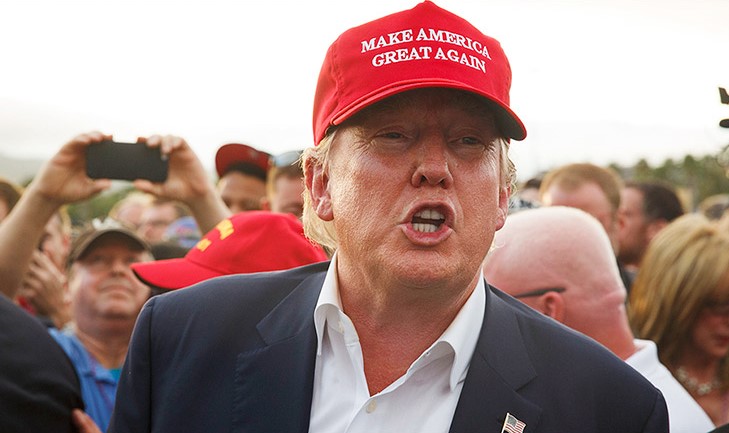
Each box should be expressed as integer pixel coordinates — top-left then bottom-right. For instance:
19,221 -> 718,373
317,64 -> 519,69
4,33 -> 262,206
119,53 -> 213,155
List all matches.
130,211 -> 328,291
313,1 -> 526,144
215,143 -> 271,179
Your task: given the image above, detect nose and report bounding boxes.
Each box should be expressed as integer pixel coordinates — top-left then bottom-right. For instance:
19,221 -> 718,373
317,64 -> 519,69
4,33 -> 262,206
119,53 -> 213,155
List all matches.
410,137 -> 453,188
109,258 -> 130,276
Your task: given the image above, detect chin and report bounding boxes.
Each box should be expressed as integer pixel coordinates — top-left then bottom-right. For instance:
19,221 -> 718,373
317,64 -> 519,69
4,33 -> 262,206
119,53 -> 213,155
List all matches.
395,260 -> 469,287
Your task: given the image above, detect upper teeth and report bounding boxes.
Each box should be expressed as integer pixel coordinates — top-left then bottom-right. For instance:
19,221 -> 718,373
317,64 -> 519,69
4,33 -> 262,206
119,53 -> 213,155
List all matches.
413,209 -> 445,233
414,209 -> 445,220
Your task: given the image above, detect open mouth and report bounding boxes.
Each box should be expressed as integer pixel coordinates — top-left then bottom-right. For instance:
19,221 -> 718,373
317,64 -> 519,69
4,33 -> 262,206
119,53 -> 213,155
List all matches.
412,208 -> 446,233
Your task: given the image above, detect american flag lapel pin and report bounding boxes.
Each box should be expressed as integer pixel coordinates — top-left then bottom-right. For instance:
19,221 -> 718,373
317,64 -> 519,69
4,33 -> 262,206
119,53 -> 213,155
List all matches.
501,413 -> 526,433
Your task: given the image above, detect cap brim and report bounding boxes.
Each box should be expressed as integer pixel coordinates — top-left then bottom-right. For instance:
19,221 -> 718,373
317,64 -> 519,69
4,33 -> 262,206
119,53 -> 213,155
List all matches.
70,228 -> 149,264
131,259 -> 222,291
331,79 -> 526,141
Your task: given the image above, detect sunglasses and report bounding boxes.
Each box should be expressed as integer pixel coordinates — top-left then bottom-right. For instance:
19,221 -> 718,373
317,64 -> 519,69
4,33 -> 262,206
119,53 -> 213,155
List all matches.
271,150 -> 303,168
514,287 -> 566,298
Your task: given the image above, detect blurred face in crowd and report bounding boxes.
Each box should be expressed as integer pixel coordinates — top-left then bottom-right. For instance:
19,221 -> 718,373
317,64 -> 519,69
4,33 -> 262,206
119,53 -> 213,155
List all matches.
68,234 -> 151,326
217,171 -> 267,214
270,175 -> 305,218
617,187 -> 649,266
113,202 -> 148,231
39,213 -> 70,271
311,88 -> 509,291
138,203 -> 178,243
690,286 -> 729,363
541,182 -> 619,251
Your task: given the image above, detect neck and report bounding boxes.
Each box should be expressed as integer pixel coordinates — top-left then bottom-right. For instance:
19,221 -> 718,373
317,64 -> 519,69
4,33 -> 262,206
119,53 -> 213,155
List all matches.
74,321 -> 133,369
589,315 -> 638,360
337,260 -> 480,395
673,354 -> 722,382
568,291 -> 637,359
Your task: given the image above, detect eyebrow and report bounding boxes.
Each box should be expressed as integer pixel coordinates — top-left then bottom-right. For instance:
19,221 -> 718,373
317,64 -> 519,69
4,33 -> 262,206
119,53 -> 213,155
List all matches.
514,287 -> 566,298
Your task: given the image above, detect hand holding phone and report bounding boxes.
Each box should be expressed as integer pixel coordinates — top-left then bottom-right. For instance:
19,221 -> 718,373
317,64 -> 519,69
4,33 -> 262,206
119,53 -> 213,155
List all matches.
86,141 -> 169,182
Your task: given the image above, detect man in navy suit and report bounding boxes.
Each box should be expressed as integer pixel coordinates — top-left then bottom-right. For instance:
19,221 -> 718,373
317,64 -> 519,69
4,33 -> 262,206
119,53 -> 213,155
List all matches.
109,2 -> 668,432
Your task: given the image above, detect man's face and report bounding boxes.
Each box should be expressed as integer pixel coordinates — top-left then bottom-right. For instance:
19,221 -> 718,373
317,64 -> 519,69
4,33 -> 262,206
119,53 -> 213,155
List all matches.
68,234 -> 151,324
217,171 -> 267,214
40,213 -> 70,271
270,175 -> 305,218
138,203 -> 178,243
617,187 -> 649,266
312,88 -> 508,290
541,182 -> 619,252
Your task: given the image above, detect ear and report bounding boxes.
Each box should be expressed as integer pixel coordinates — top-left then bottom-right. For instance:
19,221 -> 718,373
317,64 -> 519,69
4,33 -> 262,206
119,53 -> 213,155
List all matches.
541,292 -> 565,323
495,185 -> 511,230
305,157 -> 334,221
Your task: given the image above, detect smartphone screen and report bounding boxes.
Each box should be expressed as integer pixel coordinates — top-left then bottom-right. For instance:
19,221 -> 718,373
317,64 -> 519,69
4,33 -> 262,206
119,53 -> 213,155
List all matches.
86,141 -> 169,182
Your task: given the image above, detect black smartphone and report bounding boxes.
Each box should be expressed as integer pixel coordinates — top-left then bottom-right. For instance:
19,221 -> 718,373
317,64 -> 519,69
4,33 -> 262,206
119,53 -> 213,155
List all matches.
86,141 -> 169,182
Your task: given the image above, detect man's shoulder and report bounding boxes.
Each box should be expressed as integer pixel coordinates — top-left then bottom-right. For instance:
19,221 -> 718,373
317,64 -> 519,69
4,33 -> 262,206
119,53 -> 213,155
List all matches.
48,328 -> 87,363
487,285 -> 652,380
144,261 -> 329,323
481,285 -> 667,426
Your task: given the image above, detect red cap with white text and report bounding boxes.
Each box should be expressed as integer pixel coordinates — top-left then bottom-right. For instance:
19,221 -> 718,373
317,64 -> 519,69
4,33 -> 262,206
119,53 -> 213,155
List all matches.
312,1 -> 526,144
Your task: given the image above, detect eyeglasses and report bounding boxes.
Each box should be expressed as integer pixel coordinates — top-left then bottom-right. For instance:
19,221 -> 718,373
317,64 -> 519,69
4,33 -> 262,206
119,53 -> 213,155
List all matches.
514,287 -> 566,298
271,150 -> 303,168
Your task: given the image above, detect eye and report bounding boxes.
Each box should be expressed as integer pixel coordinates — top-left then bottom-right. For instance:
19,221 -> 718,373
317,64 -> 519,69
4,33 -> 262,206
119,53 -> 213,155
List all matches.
365,128 -> 413,153
375,130 -> 408,141
450,134 -> 490,151
460,136 -> 483,146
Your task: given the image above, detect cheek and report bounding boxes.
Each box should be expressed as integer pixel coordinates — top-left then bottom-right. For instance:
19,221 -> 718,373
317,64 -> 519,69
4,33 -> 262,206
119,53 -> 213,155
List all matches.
329,160 -> 384,213
134,281 -> 152,303
692,316 -> 719,344
69,275 -> 95,308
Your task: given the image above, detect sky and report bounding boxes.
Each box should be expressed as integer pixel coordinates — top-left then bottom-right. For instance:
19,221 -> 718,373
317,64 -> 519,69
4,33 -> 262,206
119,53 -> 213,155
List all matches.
1,0 -> 728,181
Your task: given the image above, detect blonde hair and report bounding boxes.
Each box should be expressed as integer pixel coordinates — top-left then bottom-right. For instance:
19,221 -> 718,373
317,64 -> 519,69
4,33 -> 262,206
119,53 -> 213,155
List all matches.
629,214 -> 729,383
302,130 -> 516,251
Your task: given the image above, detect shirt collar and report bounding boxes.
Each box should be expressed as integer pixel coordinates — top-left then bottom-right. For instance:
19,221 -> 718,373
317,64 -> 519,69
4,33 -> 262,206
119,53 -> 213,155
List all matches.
314,252 -> 343,356
313,252 -> 486,391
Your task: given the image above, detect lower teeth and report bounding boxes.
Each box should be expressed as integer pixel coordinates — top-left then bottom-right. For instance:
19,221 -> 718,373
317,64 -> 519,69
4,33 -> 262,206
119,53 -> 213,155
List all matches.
413,223 -> 437,233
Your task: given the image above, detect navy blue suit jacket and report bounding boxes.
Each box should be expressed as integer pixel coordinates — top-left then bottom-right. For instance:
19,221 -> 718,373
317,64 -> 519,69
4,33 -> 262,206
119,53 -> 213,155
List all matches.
109,262 -> 668,432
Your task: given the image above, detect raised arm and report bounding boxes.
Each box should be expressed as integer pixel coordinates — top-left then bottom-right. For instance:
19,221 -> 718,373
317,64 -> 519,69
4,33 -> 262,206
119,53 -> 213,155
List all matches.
0,132 -> 112,299
132,134 -> 231,233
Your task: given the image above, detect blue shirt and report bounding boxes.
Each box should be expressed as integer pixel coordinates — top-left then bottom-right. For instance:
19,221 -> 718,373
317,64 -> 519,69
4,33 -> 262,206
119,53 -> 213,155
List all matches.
49,328 -> 118,432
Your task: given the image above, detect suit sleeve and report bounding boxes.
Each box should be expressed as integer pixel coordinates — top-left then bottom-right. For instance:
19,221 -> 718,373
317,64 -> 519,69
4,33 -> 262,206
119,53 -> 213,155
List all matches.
641,390 -> 669,433
108,297 -> 156,433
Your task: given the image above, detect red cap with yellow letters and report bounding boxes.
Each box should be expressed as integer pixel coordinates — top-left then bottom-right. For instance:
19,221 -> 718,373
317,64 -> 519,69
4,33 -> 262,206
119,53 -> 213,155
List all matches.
131,211 -> 328,291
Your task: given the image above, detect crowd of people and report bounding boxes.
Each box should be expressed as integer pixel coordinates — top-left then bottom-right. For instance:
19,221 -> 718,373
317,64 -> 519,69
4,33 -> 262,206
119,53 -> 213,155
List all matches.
1,2 -> 729,432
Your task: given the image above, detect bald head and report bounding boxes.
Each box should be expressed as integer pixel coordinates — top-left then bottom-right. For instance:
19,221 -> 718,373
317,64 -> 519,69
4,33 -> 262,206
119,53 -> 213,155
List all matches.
484,206 -> 634,357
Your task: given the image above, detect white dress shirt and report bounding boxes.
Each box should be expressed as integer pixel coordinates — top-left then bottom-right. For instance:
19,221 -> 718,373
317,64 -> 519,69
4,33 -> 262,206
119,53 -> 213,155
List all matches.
308,253 -> 486,433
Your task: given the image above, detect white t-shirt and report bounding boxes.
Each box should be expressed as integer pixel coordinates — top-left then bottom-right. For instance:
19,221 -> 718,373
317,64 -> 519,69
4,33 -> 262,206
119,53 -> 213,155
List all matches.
627,339 -> 715,432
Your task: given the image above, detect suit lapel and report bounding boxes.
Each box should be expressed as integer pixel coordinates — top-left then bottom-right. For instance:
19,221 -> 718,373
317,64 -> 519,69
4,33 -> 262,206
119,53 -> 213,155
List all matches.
231,271 -> 325,433
449,285 -> 543,433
